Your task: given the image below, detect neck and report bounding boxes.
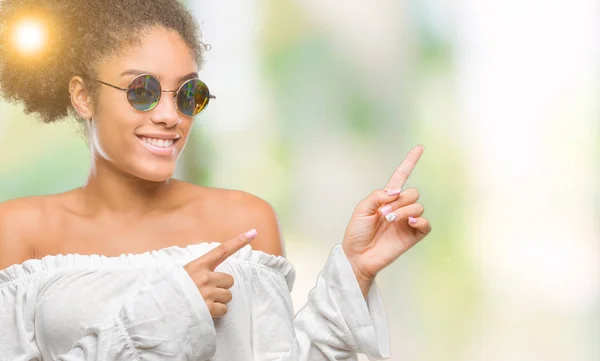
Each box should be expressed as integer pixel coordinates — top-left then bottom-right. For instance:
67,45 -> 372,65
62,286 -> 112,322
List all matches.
80,158 -> 176,215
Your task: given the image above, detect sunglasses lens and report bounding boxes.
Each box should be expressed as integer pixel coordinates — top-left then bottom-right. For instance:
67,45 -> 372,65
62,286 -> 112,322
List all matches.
176,79 -> 211,116
127,75 -> 161,111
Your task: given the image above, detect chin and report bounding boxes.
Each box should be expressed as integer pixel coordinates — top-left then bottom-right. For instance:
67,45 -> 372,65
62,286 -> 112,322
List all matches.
141,172 -> 174,183
132,163 -> 177,183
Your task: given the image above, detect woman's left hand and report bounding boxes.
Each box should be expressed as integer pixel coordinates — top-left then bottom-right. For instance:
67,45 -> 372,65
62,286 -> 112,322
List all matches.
342,145 -> 432,296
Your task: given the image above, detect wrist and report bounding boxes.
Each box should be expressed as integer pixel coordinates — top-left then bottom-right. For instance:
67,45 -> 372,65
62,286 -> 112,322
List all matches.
354,271 -> 374,299
342,247 -> 375,299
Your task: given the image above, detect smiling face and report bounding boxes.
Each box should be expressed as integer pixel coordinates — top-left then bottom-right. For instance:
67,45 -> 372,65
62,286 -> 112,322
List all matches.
84,26 -> 201,182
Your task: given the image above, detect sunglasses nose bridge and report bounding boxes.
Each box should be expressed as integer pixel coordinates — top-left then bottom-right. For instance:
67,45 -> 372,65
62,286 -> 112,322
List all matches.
162,89 -> 177,99
146,89 -> 179,127
164,90 -> 180,113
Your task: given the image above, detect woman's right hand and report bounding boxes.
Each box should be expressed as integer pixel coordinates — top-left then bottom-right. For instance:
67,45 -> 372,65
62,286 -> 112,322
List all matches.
183,229 -> 258,319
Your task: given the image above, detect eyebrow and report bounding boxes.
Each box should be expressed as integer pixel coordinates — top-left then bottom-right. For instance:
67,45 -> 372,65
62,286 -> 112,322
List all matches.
119,69 -> 199,84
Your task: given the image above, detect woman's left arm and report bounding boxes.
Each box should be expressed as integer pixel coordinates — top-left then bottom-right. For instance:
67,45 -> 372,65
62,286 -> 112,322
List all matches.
250,145 -> 432,361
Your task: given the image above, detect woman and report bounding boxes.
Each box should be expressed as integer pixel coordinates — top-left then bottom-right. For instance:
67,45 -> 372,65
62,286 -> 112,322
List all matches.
0,0 -> 431,360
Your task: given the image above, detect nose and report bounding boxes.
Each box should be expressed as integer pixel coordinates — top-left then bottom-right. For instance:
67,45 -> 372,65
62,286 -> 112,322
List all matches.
150,91 -> 181,128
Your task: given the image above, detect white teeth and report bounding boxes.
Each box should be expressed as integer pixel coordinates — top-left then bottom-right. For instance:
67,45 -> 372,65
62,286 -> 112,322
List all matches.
140,137 -> 174,148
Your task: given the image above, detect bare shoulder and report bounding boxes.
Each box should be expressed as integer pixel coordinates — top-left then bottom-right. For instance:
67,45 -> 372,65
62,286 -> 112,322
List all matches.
217,188 -> 286,257
180,182 -> 286,257
0,196 -> 50,269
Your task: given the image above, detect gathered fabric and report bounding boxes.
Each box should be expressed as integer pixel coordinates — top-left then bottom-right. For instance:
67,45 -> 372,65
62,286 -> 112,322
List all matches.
0,243 -> 390,361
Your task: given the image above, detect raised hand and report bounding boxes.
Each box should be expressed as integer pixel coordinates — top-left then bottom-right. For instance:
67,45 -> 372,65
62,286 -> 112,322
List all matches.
183,229 -> 258,318
342,145 -> 432,296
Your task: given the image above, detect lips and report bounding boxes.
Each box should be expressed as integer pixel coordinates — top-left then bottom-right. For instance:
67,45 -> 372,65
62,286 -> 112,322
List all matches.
136,135 -> 180,156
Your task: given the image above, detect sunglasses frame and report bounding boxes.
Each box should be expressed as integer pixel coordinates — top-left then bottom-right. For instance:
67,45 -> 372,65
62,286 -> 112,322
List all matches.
87,74 -> 216,116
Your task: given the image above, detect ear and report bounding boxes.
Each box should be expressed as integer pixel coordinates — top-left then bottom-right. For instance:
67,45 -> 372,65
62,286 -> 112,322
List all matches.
69,76 -> 94,120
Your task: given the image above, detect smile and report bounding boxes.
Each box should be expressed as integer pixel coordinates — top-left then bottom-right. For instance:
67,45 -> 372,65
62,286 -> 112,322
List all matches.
139,137 -> 174,148
136,136 -> 180,156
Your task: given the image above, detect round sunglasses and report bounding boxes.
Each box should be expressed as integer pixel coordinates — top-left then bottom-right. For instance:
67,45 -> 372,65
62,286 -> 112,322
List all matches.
88,74 -> 215,117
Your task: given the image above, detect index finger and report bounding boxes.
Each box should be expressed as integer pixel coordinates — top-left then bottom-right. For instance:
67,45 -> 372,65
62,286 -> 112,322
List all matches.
197,229 -> 258,270
385,145 -> 424,190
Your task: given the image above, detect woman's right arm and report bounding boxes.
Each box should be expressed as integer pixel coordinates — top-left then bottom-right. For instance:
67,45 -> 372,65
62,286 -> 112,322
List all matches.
0,199 -> 45,361
0,210 -> 256,361
0,199 -> 221,361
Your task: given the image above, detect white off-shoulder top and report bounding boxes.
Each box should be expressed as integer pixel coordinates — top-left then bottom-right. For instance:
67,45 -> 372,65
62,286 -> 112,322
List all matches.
0,243 -> 390,361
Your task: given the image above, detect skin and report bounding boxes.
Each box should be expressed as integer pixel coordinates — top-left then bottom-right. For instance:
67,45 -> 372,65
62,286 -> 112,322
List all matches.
0,26 -> 431,314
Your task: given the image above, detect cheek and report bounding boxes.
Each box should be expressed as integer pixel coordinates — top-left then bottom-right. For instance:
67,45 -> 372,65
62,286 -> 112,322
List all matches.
179,118 -> 195,143
91,122 -> 127,162
91,107 -> 137,161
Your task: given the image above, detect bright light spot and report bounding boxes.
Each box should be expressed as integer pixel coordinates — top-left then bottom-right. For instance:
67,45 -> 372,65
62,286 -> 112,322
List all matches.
12,18 -> 47,54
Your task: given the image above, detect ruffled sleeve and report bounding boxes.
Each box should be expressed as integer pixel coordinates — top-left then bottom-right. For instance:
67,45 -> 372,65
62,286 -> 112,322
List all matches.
293,245 -> 390,360
0,260 -> 217,361
0,265 -> 43,361
231,244 -> 391,361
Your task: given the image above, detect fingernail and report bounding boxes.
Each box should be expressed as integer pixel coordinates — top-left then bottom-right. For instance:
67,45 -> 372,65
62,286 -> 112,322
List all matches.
244,229 -> 258,239
408,217 -> 418,225
380,205 -> 392,216
386,189 -> 402,196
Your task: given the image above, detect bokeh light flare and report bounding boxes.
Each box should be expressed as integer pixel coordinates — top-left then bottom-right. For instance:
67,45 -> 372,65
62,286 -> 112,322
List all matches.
11,17 -> 47,54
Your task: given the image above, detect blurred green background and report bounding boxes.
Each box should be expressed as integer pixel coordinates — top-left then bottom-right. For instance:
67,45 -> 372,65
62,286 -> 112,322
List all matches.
1,1 -> 598,360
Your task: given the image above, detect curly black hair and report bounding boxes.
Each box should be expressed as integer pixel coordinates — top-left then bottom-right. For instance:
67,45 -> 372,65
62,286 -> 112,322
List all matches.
0,0 -> 206,123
